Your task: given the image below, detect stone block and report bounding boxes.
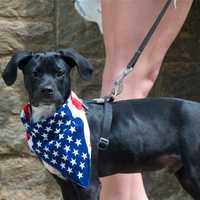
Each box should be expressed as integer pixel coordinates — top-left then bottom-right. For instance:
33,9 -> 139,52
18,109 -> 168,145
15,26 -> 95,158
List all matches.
0,0 -> 54,17
0,158 -> 61,200
0,21 -> 54,54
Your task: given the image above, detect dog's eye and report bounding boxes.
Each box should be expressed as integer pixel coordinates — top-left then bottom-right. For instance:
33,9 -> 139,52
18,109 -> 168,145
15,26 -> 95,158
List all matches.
56,70 -> 65,77
33,71 -> 42,78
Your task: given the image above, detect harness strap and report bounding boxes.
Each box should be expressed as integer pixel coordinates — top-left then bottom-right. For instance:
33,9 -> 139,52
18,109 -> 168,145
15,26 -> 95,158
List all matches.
99,98 -> 113,150
84,97 -> 113,150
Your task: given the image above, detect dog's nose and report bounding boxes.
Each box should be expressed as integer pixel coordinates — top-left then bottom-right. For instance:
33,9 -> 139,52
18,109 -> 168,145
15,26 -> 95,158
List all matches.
41,87 -> 54,96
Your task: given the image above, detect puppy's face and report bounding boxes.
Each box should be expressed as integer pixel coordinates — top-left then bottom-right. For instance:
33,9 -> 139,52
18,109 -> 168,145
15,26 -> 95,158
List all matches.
23,52 -> 71,107
2,49 -> 93,107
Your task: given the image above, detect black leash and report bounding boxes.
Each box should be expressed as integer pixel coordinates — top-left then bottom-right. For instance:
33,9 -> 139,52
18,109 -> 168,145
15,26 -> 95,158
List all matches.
111,0 -> 174,97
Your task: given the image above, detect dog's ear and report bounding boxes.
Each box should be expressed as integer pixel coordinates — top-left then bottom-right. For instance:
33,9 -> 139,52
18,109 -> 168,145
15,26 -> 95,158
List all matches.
2,51 -> 32,86
58,48 -> 93,80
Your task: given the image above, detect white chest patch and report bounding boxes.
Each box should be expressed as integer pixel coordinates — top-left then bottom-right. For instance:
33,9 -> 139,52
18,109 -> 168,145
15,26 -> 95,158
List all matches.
32,104 -> 56,123
31,104 -> 64,178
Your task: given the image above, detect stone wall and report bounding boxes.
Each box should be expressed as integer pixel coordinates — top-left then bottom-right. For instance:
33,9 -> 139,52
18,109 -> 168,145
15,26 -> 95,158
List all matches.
0,0 -> 199,200
0,1 -> 61,200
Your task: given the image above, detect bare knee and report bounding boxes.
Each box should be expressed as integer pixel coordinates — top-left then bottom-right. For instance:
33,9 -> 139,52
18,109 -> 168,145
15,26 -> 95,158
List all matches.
101,56 -> 162,99
146,59 -> 162,83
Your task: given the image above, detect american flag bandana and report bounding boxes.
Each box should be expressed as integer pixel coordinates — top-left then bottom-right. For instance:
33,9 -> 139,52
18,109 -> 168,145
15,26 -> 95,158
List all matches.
20,92 -> 91,188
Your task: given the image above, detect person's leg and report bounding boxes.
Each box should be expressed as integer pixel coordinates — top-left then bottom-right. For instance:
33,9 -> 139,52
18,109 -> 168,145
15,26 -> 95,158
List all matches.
100,0 -> 193,200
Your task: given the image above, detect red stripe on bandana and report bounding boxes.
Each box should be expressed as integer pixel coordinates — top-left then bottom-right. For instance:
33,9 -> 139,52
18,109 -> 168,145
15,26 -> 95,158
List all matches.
25,132 -> 31,141
23,104 -> 31,141
23,104 -> 31,120
71,96 -> 83,110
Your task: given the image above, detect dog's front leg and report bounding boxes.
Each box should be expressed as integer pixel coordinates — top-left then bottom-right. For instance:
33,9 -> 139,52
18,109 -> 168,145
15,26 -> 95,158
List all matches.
53,175 -> 77,200
53,175 -> 101,200
76,176 -> 101,200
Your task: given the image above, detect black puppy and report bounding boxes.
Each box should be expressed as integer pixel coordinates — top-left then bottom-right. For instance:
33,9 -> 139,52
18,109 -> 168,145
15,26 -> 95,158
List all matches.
2,49 -> 200,200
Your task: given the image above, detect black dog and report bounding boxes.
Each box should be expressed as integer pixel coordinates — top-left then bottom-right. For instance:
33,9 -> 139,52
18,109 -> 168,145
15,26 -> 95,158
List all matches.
2,49 -> 200,200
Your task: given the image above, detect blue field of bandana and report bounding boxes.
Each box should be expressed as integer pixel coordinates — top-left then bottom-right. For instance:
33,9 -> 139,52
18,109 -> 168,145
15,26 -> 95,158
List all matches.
21,102 -> 91,188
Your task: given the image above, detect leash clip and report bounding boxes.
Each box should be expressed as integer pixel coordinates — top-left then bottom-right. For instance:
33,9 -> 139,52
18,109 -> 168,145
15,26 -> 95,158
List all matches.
111,67 -> 133,97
